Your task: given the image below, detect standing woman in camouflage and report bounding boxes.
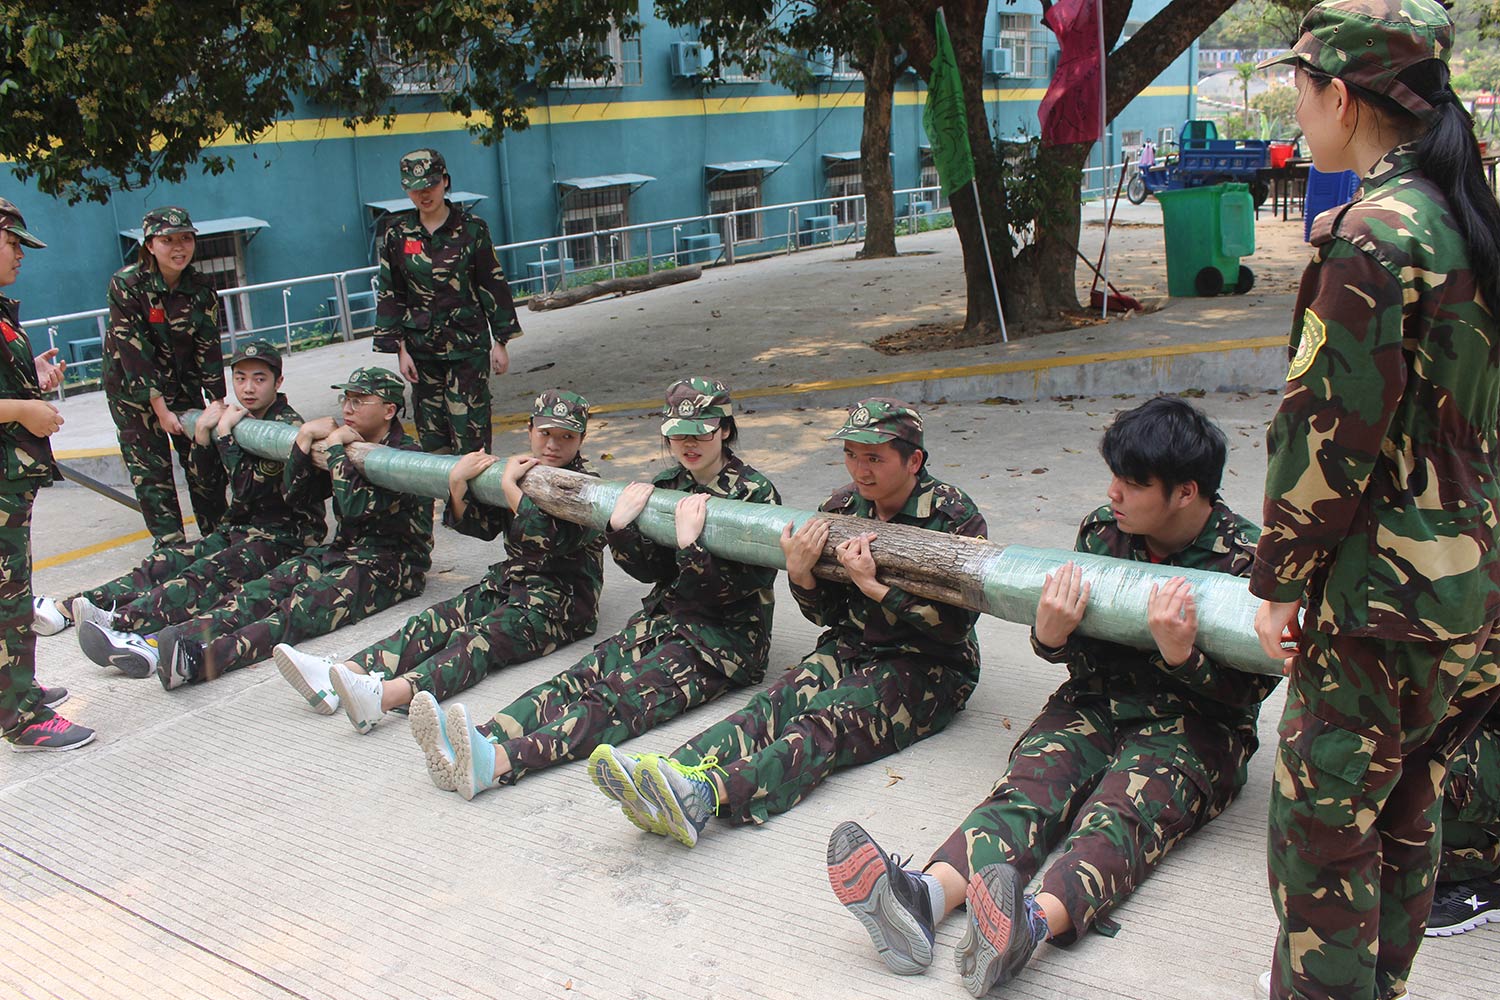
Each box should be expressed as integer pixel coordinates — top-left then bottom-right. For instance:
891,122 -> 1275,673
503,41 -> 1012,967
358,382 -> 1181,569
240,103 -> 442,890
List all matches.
1251,3 -> 1500,998
423,377 -> 781,800
103,207 -> 228,545
373,149 -> 522,455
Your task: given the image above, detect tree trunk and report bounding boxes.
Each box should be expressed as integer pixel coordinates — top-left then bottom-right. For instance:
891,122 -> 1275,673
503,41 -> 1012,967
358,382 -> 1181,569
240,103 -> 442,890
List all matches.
857,37 -> 898,259
526,265 -> 701,311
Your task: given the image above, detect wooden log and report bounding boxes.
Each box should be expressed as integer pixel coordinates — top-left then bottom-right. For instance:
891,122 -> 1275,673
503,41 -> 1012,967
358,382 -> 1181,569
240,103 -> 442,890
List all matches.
525,265 -> 702,311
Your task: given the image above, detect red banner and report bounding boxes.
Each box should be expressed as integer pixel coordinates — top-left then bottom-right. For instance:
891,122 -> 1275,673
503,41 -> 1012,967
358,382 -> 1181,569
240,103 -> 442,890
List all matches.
1039,0 -> 1104,147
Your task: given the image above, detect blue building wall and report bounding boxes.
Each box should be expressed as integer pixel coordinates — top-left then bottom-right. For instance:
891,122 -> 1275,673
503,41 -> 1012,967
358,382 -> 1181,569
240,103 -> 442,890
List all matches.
0,0 -> 1195,353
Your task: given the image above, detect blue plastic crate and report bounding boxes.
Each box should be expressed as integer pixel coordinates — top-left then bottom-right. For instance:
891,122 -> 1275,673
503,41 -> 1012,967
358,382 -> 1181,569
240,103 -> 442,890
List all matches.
1304,167 -> 1361,241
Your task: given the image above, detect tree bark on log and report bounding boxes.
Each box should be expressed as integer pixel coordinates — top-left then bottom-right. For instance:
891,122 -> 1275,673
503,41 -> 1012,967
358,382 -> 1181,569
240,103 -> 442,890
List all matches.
179,411 -> 1285,676
526,265 -> 702,311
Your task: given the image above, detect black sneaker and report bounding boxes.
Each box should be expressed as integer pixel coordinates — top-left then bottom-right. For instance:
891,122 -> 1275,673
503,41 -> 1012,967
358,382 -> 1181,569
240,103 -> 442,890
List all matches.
1426,878 -> 1500,937
10,715 -> 95,752
39,685 -> 68,709
826,820 -> 936,975
155,625 -> 202,690
956,863 -> 1044,997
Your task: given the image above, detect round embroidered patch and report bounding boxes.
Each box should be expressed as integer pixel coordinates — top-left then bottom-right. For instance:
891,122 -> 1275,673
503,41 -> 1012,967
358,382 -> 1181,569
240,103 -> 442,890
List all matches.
851,407 -> 871,426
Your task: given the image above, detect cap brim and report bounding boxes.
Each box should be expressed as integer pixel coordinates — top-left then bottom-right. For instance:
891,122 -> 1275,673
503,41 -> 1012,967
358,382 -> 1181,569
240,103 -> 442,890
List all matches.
1256,49 -> 1303,71
231,355 -> 280,371
3,225 -> 45,249
402,178 -> 443,191
662,417 -> 719,436
828,428 -> 895,445
532,415 -> 585,432
330,382 -> 364,393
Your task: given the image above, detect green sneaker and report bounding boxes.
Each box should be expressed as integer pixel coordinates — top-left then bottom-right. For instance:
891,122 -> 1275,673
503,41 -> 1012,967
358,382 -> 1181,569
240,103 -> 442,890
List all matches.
588,745 -> 668,836
637,755 -> 722,848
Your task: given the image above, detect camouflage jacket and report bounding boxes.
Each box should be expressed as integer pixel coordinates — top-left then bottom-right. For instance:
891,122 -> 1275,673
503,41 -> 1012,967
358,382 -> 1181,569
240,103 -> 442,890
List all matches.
285,420 -> 433,590
444,453 -> 605,640
187,395 -> 327,545
102,263 -> 226,409
1251,145 -> 1500,641
372,203 -> 522,360
605,449 -> 781,685
791,470 -> 986,684
0,295 -> 57,493
1035,504 -> 1277,733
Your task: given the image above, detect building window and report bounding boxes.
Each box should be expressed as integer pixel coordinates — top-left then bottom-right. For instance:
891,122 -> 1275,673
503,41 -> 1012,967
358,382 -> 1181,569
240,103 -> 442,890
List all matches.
918,153 -> 949,209
372,33 -> 465,94
562,186 -> 630,268
1158,124 -> 1176,149
831,51 -> 862,80
707,171 -> 763,243
563,27 -> 644,87
826,161 -> 865,226
194,232 -> 252,335
998,13 -> 1049,80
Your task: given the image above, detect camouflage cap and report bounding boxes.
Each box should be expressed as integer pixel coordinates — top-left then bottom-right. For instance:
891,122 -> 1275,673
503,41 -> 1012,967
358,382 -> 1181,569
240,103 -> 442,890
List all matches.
400,149 -> 448,191
227,339 -> 283,376
0,198 -> 45,249
661,377 -> 733,436
1258,0 -> 1452,120
331,366 -> 406,404
142,206 -> 197,240
531,389 -> 590,433
829,397 -> 925,449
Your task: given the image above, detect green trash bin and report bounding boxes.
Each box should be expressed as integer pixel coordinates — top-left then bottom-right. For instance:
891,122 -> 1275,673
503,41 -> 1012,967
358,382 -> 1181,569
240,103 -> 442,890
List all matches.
1155,183 -> 1257,297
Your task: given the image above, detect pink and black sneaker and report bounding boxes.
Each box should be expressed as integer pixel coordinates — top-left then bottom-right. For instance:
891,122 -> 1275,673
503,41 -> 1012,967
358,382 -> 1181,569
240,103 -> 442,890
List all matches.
10,715 -> 95,752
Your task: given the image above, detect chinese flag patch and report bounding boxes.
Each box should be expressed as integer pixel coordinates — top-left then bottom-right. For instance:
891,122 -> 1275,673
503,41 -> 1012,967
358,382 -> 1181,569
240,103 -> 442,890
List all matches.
404,239 -> 423,255
0,320 -> 17,343
148,307 -> 167,323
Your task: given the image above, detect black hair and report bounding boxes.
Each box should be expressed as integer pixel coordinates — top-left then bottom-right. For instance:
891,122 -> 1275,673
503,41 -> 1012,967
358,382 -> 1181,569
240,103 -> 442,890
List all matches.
888,437 -> 927,473
1099,396 -> 1226,498
1307,61 -> 1500,317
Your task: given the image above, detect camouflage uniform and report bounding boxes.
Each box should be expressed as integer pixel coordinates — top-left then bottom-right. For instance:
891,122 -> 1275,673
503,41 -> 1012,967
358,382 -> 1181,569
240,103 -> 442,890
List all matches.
349,392 -> 605,699
373,149 -> 522,455
927,504 -> 1276,943
481,448 -> 780,782
1439,708 -> 1500,883
1253,7 -> 1500,995
674,466 -> 986,824
166,370 -> 433,683
74,389 -> 325,633
0,285 -> 59,738
104,207 -> 228,544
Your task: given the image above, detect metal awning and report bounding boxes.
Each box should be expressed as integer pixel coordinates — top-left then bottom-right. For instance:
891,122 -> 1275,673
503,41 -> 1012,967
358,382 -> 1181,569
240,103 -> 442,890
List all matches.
704,160 -> 785,177
119,216 -> 269,245
364,191 -> 487,215
822,151 -> 862,162
556,173 -> 656,192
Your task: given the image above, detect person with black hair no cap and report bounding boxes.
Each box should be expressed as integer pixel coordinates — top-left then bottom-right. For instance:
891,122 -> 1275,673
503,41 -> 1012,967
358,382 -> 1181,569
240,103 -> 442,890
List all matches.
1250,3 -> 1500,998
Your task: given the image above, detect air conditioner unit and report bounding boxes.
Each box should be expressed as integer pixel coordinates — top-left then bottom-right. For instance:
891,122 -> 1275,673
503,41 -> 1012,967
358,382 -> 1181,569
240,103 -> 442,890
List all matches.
983,48 -> 1013,77
807,48 -> 834,77
670,41 -> 708,78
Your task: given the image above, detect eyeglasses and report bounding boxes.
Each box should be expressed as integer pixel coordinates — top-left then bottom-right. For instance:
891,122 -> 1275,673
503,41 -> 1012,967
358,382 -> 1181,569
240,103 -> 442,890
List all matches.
340,395 -> 385,410
667,432 -> 719,443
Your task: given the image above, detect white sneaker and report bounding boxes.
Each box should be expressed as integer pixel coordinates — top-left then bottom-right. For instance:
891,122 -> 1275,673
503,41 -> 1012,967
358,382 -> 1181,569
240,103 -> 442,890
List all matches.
31,597 -> 70,636
272,643 -> 339,715
71,596 -> 115,631
328,663 -> 385,734
78,622 -> 159,678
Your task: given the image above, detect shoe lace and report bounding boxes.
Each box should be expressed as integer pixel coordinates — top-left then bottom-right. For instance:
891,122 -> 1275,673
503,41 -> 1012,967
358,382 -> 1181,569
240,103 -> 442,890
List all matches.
671,754 -> 725,811
23,717 -> 71,736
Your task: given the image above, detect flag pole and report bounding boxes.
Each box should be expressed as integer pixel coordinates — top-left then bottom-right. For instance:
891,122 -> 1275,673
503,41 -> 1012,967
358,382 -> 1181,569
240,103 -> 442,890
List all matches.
970,182 -> 1008,342
1097,0 -> 1109,318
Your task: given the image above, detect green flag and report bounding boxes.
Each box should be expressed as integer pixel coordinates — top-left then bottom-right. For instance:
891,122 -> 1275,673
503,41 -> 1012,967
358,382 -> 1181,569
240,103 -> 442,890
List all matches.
923,10 -> 975,197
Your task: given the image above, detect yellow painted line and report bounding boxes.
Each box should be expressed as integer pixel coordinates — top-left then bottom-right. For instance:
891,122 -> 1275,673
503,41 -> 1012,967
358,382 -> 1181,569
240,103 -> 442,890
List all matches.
35,517 -> 196,572
54,447 -> 121,461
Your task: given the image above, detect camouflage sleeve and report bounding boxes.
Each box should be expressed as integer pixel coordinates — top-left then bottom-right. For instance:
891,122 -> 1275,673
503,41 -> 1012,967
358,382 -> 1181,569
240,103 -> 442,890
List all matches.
1029,628 -> 1073,664
606,522 -> 677,584
214,432 -> 244,478
469,220 -> 522,345
1150,649 -> 1280,708
675,542 -> 778,605
1250,244 -> 1406,602
187,436 -> 225,490
325,442 -> 393,519
373,227 -> 407,355
879,583 -> 980,645
443,495 -> 512,541
283,439 -> 333,505
193,286 -> 226,401
105,273 -> 162,402
790,577 -> 850,627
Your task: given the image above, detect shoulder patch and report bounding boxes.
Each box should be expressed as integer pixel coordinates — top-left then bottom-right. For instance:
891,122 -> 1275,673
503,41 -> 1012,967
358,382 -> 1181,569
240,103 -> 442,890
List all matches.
1287,310 -> 1327,381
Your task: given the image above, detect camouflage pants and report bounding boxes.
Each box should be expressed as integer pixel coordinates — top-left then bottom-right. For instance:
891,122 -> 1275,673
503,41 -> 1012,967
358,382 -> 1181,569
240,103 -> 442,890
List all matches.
171,547 -> 422,681
673,639 -> 976,825
108,396 -> 227,544
1438,721 -> 1500,883
75,530 -> 300,633
0,488 -> 48,738
479,621 -> 737,783
926,685 -> 1245,945
1268,625 -> 1500,1000
411,356 -> 491,455
348,578 -> 586,701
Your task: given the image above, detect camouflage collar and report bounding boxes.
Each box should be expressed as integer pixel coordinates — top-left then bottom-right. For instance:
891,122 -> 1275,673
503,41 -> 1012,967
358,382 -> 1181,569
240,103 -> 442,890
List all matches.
843,469 -> 938,521
139,261 -> 199,291
678,446 -> 748,497
1125,498 -> 1237,561
1361,142 -> 1421,191
399,200 -> 461,233
380,418 -> 407,448
0,295 -> 17,323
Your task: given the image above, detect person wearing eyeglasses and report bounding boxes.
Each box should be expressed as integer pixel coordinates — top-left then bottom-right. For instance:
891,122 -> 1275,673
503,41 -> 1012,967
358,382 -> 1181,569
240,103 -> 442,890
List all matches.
102,206 -> 228,545
271,389 -> 606,741
420,377 -> 781,800
83,367 -> 433,691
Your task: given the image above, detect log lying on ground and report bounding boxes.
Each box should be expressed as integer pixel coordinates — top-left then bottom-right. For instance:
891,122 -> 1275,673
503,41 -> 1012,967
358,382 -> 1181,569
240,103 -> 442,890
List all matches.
182,412 -> 1285,676
525,265 -> 702,311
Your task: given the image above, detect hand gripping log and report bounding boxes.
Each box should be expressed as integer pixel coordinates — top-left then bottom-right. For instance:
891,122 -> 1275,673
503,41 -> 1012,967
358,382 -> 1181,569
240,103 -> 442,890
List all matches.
181,411 -> 1286,677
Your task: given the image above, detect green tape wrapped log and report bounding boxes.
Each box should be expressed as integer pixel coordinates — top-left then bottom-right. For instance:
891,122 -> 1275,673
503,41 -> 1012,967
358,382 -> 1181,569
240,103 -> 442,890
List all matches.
181,411 -> 1284,676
